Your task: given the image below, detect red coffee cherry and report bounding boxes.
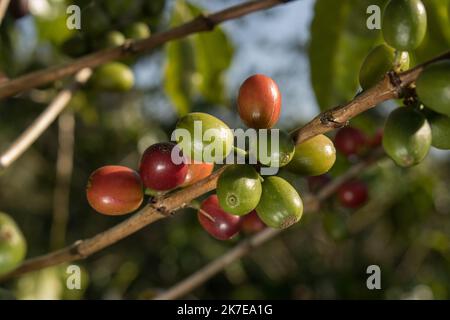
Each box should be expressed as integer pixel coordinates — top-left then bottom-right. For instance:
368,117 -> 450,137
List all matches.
369,128 -> 384,147
86,166 -> 143,215
334,127 -> 367,157
337,180 -> 369,209
182,162 -> 214,187
197,195 -> 241,240
241,210 -> 266,234
237,74 -> 281,129
139,142 -> 188,191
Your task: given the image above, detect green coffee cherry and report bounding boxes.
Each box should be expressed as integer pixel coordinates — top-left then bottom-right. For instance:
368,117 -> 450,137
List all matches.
382,0 -> 427,50
359,44 -> 409,90
249,130 -> 295,168
124,22 -> 151,40
217,165 -> 262,216
90,62 -> 134,92
416,61 -> 450,117
424,110 -> 450,150
174,113 -> 234,163
101,31 -> 126,48
383,107 -> 431,167
0,212 -> 27,275
286,134 -> 336,176
256,176 -> 303,229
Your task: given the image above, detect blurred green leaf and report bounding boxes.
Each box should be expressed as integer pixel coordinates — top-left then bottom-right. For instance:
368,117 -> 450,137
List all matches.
164,0 -> 233,115
309,0 -> 387,110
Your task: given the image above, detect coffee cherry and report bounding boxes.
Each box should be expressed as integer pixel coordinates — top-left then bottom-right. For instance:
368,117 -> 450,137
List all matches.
334,127 -> 367,157
139,142 -> 188,191
9,0 -> 29,19
90,62 -> 134,92
338,180 -> 369,209
182,162 -> 214,187
175,112 -> 234,163
307,174 -> 331,193
124,22 -> 151,40
217,165 -> 262,216
241,210 -> 266,234
0,212 -> 26,275
286,134 -> 336,176
197,195 -> 241,240
86,166 -> 143,215
416,61 -> 450,117
256,176 -> 303,229
101,31 -> 126,48
383,107 -> 431,167
359,45 -> 409,90
424,110 -> 450,150
382,0 -> 427,50
237,74 -> 281,129
249,129 -> 295,168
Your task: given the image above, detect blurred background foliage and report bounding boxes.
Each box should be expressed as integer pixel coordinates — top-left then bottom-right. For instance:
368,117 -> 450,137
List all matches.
0,0 -> 449,299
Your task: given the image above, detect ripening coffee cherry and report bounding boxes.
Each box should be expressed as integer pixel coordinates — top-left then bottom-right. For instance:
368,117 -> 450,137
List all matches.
249,130 -> 295,168
181,162 -> 214,187
359,45 -> 409,90
9,0 -> 29,19
198,195 -> 241,240
90,62 -> 134,92
338,180 -> 369,209
86,166 -> 143,215
139,142 -> 188,191
383,107 -> 432,167
0,213 -> 27,275
286,134 -> 336,176
175,112 -> 234,163
369,128 -> 384,147
382,0 -> 427,50
217,165 -> 262,216
424,110 -> 450,150
237,74 -> 281,129
334,127 -> 367,157
256,176 -> 303,229
416,61 -> 450,117
241,211 -> 266,234
124,22 -> 151,40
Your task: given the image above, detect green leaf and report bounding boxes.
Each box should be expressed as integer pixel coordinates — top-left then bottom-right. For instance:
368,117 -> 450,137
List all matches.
163,0 -> 233,116
309,0 -> 388,111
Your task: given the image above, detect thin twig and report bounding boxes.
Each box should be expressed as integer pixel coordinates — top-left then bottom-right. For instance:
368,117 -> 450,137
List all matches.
0,68 -> 91,170
1,34 -> 449,284
0,0 -> 295,99
50,111 -> 75,250
0,0 -> 10,25
154,151 -> 384,300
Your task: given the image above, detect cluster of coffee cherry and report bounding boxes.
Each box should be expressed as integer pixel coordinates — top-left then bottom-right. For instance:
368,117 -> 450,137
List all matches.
359,0 -> 450,166
86,74 -> 336,240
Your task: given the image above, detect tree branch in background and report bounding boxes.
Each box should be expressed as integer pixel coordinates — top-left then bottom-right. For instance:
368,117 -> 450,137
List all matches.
154,149 -> 384,300
0,68 -> 91,170
1,49 -> 448,282
50,110 -> 75,250
0,0 -> 10,25
0,0 -> 296,99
